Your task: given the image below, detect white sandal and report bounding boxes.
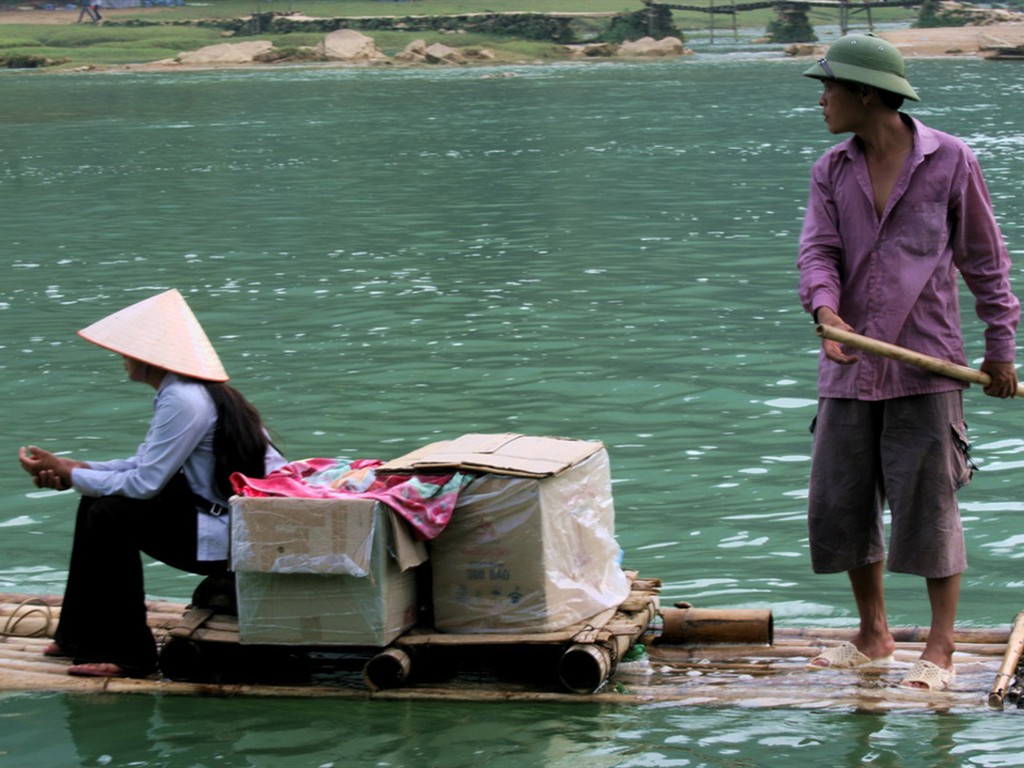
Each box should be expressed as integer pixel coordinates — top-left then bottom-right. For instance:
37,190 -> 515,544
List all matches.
806,641 -> 892,670
899,659 -> 955,691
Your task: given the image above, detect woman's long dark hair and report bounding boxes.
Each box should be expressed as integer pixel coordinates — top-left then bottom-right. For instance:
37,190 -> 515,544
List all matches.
202,381 -> 274,499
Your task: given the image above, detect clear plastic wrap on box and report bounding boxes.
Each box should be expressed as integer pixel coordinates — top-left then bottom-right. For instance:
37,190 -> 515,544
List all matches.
231,497 -> 417,646
234,568 -> 416,647
429,449 -> 630,633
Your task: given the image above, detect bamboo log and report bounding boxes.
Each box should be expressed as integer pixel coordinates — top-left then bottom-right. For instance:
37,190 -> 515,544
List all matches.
181,626 -> 243,644
0,594 -> 187,614
631,579 -> 662,591
656,607 -> 773,646
989,611 -> 1024,709
149,610 -> 192,624
619,596 -> 657,612
558,643 -> 614,693
1,657 -> 72,676
775,625 -> 1012,645
364,647 -> 413,691
560,598 -> 656,693
895,641 -> 1008,657
649,644 -> 821,662
0,601 -> 57,617
0,594 -> 63,607
815,324 -> 1024,397
0,597 -> 185,639
199,621 -> 238,634
2,642 -> 60,659
0,671 -> 107,693
167,608 -> 215,640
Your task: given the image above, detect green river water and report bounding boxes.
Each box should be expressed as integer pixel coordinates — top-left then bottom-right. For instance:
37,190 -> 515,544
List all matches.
2,45 -> 1024,765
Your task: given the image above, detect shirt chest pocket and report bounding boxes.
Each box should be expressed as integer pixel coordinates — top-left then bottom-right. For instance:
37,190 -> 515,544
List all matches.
889,202 -> 948,257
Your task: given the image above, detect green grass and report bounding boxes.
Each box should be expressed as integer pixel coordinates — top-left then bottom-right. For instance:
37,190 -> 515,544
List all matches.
0,0 -> 919,70
0,23 -> 567,67
110,0 -> 648,18
0,23 -> 228,66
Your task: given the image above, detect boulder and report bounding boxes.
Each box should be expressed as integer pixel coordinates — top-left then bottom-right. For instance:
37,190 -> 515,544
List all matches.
177,41 -> 274,65
316,29 -> 387,62
784,43 -> 820,58
394,39 -> 429,64
618,36 -> 689,57
572,42 -> 618,58
424,42 -> 467,65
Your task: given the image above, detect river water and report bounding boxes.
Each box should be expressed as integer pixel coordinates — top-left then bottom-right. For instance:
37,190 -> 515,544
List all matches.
2,53 -> 1024,765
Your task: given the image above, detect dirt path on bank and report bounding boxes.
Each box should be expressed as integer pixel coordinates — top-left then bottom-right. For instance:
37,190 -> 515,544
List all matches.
0,6 -> 157,24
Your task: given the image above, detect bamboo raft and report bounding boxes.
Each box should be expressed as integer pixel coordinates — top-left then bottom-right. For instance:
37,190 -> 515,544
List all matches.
3,585 -> 1024,712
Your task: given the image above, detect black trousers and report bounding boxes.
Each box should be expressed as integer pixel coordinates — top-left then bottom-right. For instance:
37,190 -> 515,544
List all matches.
54,473 -> 226,674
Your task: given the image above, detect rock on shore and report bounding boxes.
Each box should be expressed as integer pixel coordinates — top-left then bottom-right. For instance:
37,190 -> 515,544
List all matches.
167,29 -> 693,68
315,29 -> 388,63
177,40 -> 275,65
568,36 -> 692,58
618,36 -> 690,57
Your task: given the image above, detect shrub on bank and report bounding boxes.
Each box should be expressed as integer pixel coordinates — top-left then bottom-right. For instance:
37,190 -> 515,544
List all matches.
1,51 -> 68,67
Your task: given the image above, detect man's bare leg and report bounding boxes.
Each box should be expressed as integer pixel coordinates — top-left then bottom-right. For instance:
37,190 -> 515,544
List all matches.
809,561 -> 896,667
899,573 -> 960,688
846,560 -> 897,660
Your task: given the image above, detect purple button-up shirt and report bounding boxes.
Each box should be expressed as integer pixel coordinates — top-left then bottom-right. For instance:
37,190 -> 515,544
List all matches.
798,115 -> 1018,400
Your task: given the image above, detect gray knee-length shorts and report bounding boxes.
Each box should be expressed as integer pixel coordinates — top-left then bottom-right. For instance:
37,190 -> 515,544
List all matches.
807,392 -> 971,579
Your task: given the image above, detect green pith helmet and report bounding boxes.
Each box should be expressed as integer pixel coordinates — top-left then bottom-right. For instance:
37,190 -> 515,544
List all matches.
803,33 -> 920,102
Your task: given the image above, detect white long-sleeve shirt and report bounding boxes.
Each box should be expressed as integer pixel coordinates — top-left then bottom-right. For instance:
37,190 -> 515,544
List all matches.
71,373 -> 285,560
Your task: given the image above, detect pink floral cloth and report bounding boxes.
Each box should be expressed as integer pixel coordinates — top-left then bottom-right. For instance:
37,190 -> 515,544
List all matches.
231,458 -> 469,540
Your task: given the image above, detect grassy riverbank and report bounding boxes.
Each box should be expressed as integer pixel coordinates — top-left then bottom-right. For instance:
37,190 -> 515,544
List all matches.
0,0 -> 918,70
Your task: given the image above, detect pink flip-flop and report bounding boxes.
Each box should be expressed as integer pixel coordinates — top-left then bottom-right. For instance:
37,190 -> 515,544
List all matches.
67,662 -> 128,678
43,642 -> 70,658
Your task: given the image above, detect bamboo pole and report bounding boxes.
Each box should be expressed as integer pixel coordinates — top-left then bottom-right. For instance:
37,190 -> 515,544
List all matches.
0,593 -> 62,607
656,607 -> 773,646
989,611 -> 1024,709
775,625 -> 1012,645
815,324 -> 1024,397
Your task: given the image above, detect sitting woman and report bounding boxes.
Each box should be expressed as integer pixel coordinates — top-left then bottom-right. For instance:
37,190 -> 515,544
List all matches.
18,289 -> 285,678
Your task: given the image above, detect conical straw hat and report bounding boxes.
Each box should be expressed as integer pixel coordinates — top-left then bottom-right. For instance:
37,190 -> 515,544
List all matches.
77,289 -> 229,382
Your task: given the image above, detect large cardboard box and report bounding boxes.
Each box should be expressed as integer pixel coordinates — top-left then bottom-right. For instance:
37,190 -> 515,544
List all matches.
230,496 -> 420,646
381,433 -> 631,634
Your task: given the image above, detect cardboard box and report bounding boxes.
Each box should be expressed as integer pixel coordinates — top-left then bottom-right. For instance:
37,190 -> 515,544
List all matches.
383,434 -> 631,634
230,496 -> 420,646
379,432 -> 604,478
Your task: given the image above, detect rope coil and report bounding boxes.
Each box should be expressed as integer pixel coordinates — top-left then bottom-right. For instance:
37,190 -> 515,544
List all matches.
1,598 -> 54,638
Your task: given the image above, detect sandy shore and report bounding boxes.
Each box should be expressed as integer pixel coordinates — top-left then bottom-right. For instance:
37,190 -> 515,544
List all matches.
877,23 -> 1024,56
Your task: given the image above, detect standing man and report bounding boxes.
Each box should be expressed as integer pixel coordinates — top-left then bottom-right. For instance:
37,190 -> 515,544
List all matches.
797,34 -> 1019,691
76,0 -> 96,23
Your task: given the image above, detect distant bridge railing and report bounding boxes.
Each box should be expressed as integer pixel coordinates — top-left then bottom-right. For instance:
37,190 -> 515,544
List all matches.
644,0 -> 922,41
649,0 -> 918,13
